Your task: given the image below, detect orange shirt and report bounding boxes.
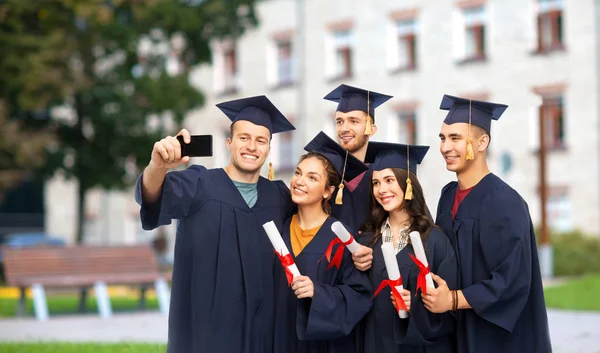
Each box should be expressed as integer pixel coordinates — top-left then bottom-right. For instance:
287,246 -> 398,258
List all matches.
290,214 -> 323,256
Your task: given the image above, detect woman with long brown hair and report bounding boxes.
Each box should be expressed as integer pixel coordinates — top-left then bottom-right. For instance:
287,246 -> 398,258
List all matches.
273,131 -> 372,353
358,142 -> 458,353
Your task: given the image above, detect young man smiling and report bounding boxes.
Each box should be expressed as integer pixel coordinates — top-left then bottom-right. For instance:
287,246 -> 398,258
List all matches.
323,84 -> 392,271
423,94 -> 551,353
136,95 -> 295,353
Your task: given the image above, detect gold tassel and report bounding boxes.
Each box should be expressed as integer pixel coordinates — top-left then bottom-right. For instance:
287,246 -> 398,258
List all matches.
268,161 -> 274,180
405,178 -> 413,200
466,138 -> 474,160
335,183 -> 344,205
364,116 -> 373,135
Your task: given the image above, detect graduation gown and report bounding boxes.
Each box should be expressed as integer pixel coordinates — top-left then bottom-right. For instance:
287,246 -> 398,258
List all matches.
359,228 -> 458,353
273,216 -> 372,353
330,169 -> 373,233
135,165 -> 293,353
435,173 -> 552,353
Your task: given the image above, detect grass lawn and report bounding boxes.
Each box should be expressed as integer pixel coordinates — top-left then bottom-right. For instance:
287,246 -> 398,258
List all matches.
544,273 -> 600,311
0,295 -> 159,318
0,343 -> 166,353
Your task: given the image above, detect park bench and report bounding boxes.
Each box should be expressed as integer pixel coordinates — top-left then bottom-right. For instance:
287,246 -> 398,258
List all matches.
1,244 -> 171,321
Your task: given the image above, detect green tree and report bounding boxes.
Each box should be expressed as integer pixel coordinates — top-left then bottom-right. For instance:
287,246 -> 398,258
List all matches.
0,0 -> 258,242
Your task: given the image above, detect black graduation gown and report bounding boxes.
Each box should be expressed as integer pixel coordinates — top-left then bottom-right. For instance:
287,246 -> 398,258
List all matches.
330,169 -> 373,233
358,228 -> 457,353
435,173 -> 552,353
135,165 -> 293,353
273,216 -> 373,353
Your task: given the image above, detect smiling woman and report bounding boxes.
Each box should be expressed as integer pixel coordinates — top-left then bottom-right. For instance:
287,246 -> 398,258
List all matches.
273,131 -> 372,353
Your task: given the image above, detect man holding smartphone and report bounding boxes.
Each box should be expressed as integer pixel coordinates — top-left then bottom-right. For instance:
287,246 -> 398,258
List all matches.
135,95 -> 295,353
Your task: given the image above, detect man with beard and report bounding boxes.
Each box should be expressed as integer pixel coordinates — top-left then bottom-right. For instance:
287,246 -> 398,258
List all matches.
135,95 -> 295,353
323,84 -> 392,235
424,94 -> 551,353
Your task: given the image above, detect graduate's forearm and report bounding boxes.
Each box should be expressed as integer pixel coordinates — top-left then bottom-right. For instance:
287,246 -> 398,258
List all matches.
142,165 -> 168,204
456,290 -> 472,309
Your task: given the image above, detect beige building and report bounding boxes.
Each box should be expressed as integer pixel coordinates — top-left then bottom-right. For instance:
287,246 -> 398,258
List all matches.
46,0 -> 600,254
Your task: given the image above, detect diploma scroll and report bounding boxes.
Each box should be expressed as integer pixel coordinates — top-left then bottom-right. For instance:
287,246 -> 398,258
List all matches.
263,221 -> 301,284
409,231 -> 435,290
330,221 -> 361,253
381,242 -> 409,319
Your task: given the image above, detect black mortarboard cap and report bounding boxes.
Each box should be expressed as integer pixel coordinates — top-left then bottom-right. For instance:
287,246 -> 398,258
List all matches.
304,131 -> 368,182
323,84 -> 393,121
365,142 -> 430,175
216,95 -> 295,134
439,94 -> 508,133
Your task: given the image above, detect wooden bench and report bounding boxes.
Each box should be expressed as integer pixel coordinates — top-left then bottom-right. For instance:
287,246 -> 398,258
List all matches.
1,244 -> 171,321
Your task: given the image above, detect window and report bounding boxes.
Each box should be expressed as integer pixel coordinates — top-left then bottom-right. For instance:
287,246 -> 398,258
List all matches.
333,30 -> 353,78
222,47 -> 238,94
463,6 -> 486,61
539,96 -> 565,150
276,39 -> 294,86
398,111 -> 417,144
547,187 -> 572,232
277,130 -> 295,173
395,19 -> 417,70
537,0 -> 564,53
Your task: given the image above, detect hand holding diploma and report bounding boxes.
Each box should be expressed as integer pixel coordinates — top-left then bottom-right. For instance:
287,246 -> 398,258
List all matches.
408,231 -> 435,295
321,221 -> 361,270
263,221 -> 301,285
372,242 -> 409,318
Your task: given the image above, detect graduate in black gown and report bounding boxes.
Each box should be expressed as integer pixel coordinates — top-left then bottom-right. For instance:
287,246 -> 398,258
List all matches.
323,84 -> 393,234
135,95 -> 295,353
430,95 -> 552,353
358,142 -> 458,353
273,131 -> 372,353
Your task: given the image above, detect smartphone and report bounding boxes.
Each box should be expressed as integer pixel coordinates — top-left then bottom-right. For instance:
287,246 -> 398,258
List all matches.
177,135 -> 213,157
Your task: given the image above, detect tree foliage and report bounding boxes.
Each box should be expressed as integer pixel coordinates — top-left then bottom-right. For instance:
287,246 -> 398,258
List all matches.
0,0 -> 258,242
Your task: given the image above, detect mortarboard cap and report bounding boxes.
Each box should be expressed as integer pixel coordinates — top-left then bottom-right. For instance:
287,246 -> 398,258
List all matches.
304,131 -> 368,182
216,95 -> 295,134
366,142 -> 429,200
439,94 -> 508,133
304,131 -> 368,205
324,84 -> 392,135
366,142 -> 429,175
324,84 -> 393,120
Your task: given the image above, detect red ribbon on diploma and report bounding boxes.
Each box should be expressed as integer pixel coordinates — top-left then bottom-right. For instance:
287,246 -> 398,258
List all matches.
371,277 -> 409,312
409,253 -> 431,296
321,236 -> 355,270
275,250 -> 295,286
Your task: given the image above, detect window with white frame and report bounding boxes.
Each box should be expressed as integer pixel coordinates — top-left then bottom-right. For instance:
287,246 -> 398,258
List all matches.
398,110 -> 417,144
222,47 -> 238,93
463,6 -> 486,61
537,0 -> 564,52
395,19 -> 417,70
277,130 -> 295,173
333,30 -> 353,78
276,39 -> 294,85
547,188 -> 572,232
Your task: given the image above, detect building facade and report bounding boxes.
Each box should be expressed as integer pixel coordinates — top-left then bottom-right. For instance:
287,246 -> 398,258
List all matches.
46,0 -> 600,247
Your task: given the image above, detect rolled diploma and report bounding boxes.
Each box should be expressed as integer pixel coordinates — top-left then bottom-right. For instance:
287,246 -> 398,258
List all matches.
381,242 -> 409,319
409,231 -> 435,289
331,221 -> 361,253
263,221 -> 301,279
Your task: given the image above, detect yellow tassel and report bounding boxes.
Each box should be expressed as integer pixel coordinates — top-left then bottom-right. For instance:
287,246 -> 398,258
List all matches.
268,161 -> 274,180
364,116 -> 373,135
335,183 -> 344,205
466,138 -> 474,160
405,178 -> 413,200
